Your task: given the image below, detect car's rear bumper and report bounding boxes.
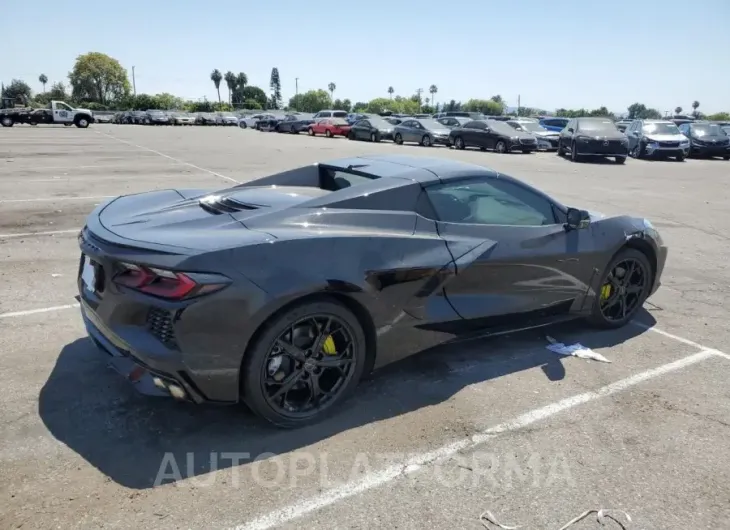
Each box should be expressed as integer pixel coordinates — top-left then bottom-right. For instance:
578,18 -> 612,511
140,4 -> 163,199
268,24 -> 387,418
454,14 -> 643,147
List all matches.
80,298 -> 207,403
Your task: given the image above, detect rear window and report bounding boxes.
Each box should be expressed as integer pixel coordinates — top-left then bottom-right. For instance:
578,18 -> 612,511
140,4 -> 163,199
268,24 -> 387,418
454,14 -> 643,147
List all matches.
332,111 -> 348,118
320,168 -> 378,191
331,118 -> 349,126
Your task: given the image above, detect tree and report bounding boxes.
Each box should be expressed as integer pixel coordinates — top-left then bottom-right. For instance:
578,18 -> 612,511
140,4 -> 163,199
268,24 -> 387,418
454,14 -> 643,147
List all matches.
269,67 -> 282,109
232,72 -> 248,104
224,71 -> 236,104
429,84 -> 438,109
39,74 -> 48,93
387,86 -> 394,99
463,99 -> 503,115
328,82 -> 336,102
491,95 -> 504,105
674,106 -> 682,115
1,79 -> 32,103
48,82 -> 67,101
68,52 -> 130,105
353,101 -> 368,112
692,100 -> 700,117
210,69 -> 222,103
242,85 -> 267,109
288,89 -> 331,113
706,112 -> 730,121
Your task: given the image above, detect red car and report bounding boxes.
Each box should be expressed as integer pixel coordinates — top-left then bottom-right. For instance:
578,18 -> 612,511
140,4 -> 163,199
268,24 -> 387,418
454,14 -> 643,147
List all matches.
308,118 -> 351,138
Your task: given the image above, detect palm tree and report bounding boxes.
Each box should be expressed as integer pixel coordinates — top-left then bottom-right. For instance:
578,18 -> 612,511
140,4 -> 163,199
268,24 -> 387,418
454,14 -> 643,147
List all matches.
39,74 -> 48,93
388,86 -> 394,99
235,72 -> 248,105
692,100 -> 700,117
328,82 -> 336,102
674,106 -> 682,115
210,69 -> 223,103
224,71 -> 236,104
429,84 -> 437,110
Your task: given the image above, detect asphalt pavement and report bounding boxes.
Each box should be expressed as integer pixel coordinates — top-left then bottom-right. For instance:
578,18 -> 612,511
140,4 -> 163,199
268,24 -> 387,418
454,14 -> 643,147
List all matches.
1,124 -> 728,530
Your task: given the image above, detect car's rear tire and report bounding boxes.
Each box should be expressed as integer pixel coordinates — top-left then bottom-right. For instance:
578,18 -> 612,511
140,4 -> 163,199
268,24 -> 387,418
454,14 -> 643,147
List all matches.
587,248 -> 652,329
75,116 -> 90,128
241,299 -> 367,428
308,127 -> 315,136
676,154 -> 685,161
394,133 -> 403,145
557,141 -> 565,156
240,122 -> 247,129
325,129 -> 333,138
724,156 -> 730,161
1,116 -> 15,127
615,156 -> 626,164
371,132 -> 379,142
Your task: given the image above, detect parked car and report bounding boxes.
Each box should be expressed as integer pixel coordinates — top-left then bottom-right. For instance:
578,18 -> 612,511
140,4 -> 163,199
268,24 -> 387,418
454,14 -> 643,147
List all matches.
615,119 -> 633,132
238,113 -> 272,129
393,118 -> 451,146
256,114 -> 289,132
625,120 -> 689,161
128,111 -> 147,124
384,117 -> 404,125
216,112 -> 240,126
433,111 -> 484,119
449,119 -> 538,153
557,118 -> 629,163
170,112 -> 196,126
312,110 -> 349,120
347,116 -> 396,142
540,117 -> 569,132
76,154 -> 667,427
346,113 -> 370,125
195,112 -> 217,126
308,118 -> 351,137
93,112 -> 114,124
437,117 -> 471,129
276,114 -> 315,133
678,122 -> 730,160
507,119 -> 560,150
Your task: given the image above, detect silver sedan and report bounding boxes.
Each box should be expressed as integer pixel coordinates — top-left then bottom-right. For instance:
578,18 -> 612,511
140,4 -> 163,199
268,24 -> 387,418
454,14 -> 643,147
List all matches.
393,118 -> 452,147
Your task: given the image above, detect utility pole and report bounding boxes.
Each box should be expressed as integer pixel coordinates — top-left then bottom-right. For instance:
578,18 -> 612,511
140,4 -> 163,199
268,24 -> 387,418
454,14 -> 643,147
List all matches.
294,78 -> 299,110
416,88 -> 423,112
517,94 -> 521,116
132,66 -> 137,97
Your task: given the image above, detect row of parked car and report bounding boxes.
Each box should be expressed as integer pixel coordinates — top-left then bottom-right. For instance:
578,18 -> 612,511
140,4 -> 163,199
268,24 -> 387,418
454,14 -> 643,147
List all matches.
243,110 -> 730,163
97,110 -> 241,126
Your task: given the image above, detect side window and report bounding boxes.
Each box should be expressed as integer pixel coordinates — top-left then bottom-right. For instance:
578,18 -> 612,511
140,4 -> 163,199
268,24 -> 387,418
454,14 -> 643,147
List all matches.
361,120 -> 371,127
402,120 -> 414,128
57,102 -> 73,111
424,178 -> 556,226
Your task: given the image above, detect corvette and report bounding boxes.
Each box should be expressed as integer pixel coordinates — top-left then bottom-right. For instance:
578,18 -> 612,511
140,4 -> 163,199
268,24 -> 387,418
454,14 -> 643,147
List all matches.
77,154 -> 667,428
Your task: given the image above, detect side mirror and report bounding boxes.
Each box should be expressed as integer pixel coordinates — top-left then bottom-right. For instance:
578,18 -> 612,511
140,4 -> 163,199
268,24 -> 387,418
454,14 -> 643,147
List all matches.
566,208 -> 590,230
567,127 -> 574,133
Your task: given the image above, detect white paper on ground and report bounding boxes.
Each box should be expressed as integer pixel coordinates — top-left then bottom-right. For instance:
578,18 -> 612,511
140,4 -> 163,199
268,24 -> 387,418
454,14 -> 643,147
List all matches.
545,336 -> 612,363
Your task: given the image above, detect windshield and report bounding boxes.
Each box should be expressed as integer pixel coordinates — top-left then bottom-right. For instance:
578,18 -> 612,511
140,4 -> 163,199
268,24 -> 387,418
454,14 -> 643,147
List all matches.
642,122 -> 680,135
419,119 -> 448,130
515,121 -> 547,133
488,120 -> 521,135
579,119 -> 618,132
219,112 -> 233,116
692,123 -> 727,136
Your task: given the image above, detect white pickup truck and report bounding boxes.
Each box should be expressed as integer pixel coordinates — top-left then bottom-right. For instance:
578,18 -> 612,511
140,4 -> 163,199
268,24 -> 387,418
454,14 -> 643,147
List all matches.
0,100 -> 95,128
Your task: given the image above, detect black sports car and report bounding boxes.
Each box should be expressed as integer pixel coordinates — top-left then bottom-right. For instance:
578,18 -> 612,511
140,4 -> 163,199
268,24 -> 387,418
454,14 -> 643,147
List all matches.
77,155 -> 667,428
275,113 -> 315,133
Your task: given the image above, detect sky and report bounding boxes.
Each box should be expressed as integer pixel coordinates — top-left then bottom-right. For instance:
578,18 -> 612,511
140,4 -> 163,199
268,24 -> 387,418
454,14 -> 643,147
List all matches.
5,0 -> 730,114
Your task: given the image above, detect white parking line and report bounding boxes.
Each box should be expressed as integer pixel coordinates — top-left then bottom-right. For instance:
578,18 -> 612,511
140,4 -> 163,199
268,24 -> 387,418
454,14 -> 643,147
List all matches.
0,195 -> 114,203
232,348 -> 717,530
631,320 -> 709,350
0,228 -> 79,239
95,130 -> 239,184
0,303 -> 79,319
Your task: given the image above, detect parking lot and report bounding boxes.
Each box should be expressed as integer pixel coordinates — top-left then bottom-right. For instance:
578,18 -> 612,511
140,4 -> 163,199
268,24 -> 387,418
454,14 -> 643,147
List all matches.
1,124 -> 729,529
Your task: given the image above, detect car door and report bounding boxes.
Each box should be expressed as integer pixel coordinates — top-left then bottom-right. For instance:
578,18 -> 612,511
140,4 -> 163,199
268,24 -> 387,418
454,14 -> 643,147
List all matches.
421,177 -> 598,323
472,121 -> 493,149
408,121 -> 425,143
398,120 -> 414,142
626,121 -> 640,151
356,120 -> 371,139
52,102 -> 74,123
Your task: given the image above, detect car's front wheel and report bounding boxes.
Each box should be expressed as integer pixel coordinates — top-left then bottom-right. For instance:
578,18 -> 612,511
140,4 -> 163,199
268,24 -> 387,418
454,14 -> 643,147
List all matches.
394,133 -> 403,145
588,248 -> 652,329
241,299 -> 367,428
570,141 -> 581,162
453,136 -> 465,150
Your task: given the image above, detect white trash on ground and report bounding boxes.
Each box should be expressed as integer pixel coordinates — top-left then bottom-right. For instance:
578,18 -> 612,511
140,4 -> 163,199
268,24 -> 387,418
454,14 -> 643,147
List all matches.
545,336 -> 612,363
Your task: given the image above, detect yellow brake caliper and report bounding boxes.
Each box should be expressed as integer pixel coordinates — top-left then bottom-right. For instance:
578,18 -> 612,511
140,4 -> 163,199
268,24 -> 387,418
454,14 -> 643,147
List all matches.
600,284 -> 612,301
322,335 -> 337,355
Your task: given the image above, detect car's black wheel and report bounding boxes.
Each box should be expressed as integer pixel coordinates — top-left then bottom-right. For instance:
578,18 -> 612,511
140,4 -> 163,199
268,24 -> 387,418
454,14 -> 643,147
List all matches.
240,122 -> 247,129
308,127 -> 315,136
495,140 -> 507,153
394,133 -> 403,145
421,135 -> 432,147
453,136 -> 465,150
557,140 -> 565,156
522,149 -> 531,154
370,132 -> 379,142
724,156 -> 730,161
347,131 -> 355,140
1,116 -> 14,127
241,299 -> 367,428
588,248 -> 652,329
676,154 -> 685,161
570,141 -> 580,162
615,156 -> 626,164
325,129 -> 333,138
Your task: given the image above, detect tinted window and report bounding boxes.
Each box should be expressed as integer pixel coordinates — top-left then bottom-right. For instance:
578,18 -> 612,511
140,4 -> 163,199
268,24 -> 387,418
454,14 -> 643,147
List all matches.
578,119 -> 618,133
425,178 -> 555,226
321,169 -> 378,191
332,111 -> 348,118
691,123 -> 726,136
360,120 -> 371,127
642,122 -> 680,135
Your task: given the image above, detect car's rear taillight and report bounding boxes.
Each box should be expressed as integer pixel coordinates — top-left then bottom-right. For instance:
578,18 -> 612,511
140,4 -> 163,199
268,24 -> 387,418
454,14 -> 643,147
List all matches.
114,262 -> 229,300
